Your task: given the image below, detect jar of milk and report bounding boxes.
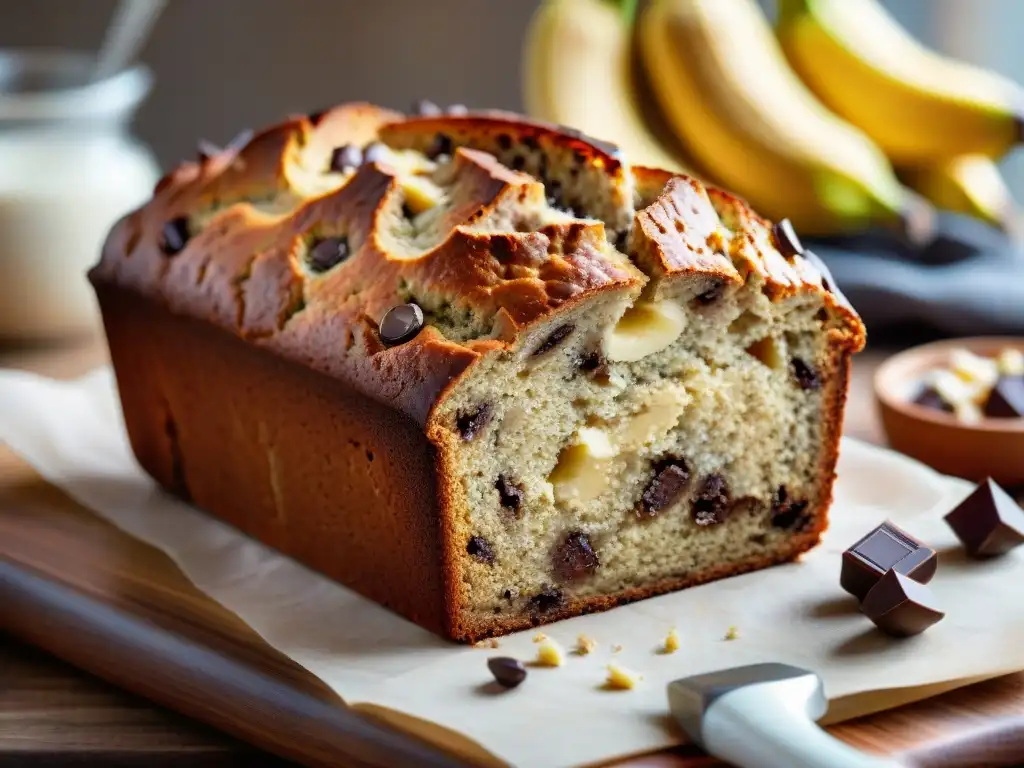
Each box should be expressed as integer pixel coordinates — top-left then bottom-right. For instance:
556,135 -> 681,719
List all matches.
0,50 -> 161,341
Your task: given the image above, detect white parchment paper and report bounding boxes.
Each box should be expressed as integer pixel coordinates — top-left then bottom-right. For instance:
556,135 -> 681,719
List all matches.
2,367 -> 1024,768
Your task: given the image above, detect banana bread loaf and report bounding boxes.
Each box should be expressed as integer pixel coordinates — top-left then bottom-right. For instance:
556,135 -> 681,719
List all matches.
89,104 -> 865,642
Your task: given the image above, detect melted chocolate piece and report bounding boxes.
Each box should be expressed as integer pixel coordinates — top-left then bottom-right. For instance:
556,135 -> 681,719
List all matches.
532,324 -> 574,356
770,486 -> 811,531
467,536 -> 495,564
378,303 -> 425,347
307,236 -> 350,272
529,587 -> 564,614
159,217 -> 190,256
791,358 -> 821,391
692,474 -> 730,526
840,521 -> 937,602
694,280 -> 725,306
495,475 -> 524,511
553,531 -> 599,581
456,403 -> 492,441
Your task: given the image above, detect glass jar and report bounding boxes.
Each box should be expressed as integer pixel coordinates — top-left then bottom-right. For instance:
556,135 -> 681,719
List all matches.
0,49 -> 162,342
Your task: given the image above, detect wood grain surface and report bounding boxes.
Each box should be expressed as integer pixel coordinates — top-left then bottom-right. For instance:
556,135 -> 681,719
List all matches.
1,334 -> 1023,768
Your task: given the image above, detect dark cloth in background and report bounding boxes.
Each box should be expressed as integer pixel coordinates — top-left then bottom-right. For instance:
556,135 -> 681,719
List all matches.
809,214 -> 1024,339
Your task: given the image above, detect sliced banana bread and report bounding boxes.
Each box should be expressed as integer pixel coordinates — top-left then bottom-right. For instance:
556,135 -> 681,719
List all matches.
90,104 -> 864,642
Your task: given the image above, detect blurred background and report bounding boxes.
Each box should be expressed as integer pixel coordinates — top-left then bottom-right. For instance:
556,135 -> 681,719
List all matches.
2,0 -> 1024,342
4,0 -> 1022,177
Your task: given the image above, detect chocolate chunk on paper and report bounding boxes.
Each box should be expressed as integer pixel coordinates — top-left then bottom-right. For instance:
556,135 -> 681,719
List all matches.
841,521 -> 937,602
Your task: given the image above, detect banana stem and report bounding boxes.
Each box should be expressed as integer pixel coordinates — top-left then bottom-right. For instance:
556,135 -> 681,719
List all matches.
775,0 -> 812,23
601,0 -> 640,26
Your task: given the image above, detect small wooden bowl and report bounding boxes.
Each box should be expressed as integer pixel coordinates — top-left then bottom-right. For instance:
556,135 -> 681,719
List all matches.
875,337 -> 1024,486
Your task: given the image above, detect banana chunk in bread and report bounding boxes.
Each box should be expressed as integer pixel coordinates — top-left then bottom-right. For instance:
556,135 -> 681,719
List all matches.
90,104 -> 864,642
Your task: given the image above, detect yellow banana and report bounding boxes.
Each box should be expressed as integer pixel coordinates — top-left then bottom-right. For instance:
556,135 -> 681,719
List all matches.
899,155 -> 1018,233
522,0 -> 693,174
776,0 -> 1024,164
637,0 -> 909,236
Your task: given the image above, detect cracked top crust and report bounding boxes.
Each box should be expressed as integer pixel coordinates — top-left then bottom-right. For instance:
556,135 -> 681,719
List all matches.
89,103 -> 865,427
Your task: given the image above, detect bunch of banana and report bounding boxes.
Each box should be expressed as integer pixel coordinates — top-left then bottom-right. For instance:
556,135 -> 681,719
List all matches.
898,155 -> 1018,235
635,0 -> 912,236
775,0 -> 1023,234
522,0 -> 693,174
522,0 -> 1022,237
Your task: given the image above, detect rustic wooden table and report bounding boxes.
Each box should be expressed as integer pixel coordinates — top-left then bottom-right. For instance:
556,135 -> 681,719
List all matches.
1,333 -> 1019,767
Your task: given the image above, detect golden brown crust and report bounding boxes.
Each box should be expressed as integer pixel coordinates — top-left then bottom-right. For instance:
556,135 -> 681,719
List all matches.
90,104 -> 647,426
91,105 -> 866,643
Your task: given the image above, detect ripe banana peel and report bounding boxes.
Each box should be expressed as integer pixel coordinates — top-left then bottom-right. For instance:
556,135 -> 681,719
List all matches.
522,0 -> 694,175
899,155 -> 1019,234
637,0 -> 910,237
776,0 -> 1024,164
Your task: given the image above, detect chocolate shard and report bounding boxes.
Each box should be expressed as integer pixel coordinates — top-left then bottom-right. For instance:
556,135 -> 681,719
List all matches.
862,569 -> 945,638
944,478 -> 1024,557
840,521 -> 937,602
772,218 -> 804,259
983,376 -> 1024,419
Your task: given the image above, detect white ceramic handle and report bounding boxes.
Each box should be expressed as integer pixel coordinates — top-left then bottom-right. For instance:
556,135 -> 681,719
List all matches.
702,685 -> 905,768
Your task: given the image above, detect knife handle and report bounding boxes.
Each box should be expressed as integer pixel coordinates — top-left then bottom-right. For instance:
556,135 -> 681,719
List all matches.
702,684 -> 905,768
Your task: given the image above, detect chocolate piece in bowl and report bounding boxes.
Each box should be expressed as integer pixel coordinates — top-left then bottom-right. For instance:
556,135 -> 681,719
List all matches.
911,385 -> 953,414
944,478 -> 1024,557
861,569 -> 945,638
840,521 -> 937,602
984,375 -> 1024,419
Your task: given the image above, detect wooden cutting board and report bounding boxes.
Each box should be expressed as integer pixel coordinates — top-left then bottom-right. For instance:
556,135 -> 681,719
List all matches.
2,340 -> 1024,767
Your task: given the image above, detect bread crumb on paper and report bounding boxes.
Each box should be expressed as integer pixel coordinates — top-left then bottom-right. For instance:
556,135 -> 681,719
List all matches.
535,638 -> 565,667
473,638 -> 500,649
662,627 -> 681,654
605,663 -> 641,690
533,632 -> 547,643
611,644 -> 623,654
575,634 -> 597,656
724,625 -> 739,641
